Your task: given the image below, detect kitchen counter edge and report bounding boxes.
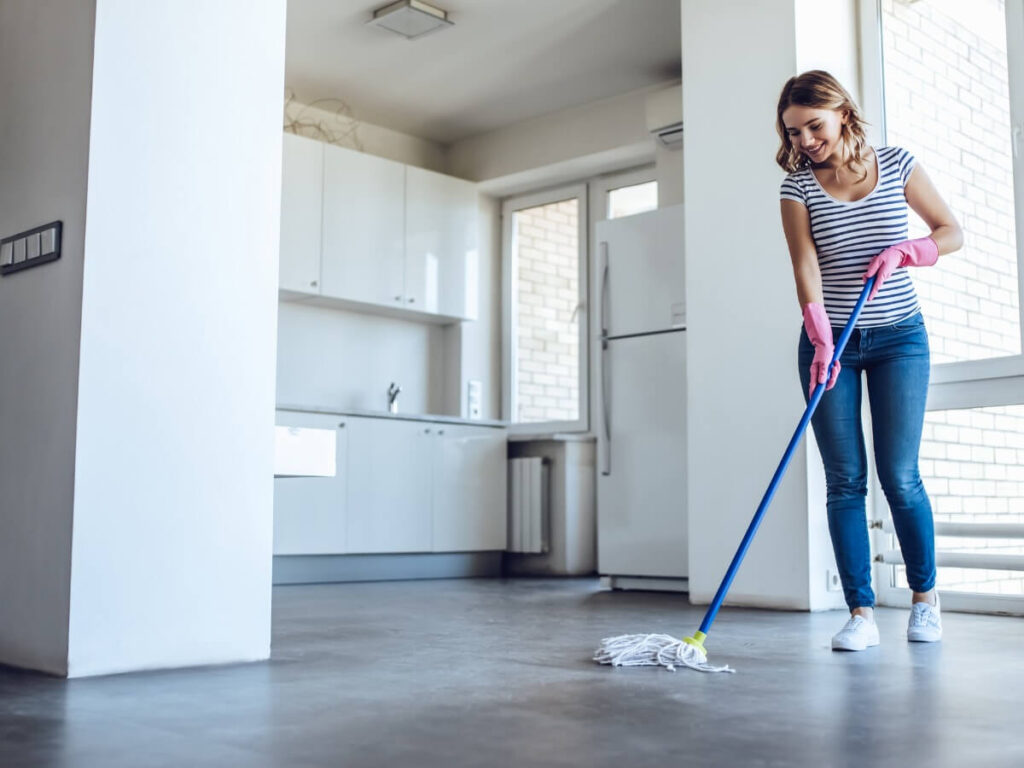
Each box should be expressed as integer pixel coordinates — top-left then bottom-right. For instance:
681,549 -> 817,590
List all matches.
277,404 -> 508,429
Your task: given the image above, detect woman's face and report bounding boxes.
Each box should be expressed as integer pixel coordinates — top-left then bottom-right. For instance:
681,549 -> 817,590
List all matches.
782,105 -> 845,165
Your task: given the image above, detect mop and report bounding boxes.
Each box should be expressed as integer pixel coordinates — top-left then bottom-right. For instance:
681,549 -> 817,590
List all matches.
594,277 -> 876,672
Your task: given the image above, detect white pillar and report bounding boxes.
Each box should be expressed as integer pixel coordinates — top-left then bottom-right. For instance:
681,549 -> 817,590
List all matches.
0,0 -> 287,677
682,0 -> 860,611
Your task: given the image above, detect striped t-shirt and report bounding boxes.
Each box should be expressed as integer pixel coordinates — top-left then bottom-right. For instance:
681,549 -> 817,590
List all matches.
780,146 -> 920,328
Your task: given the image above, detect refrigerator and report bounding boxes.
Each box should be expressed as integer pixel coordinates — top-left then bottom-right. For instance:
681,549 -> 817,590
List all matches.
595,204 -> 688,587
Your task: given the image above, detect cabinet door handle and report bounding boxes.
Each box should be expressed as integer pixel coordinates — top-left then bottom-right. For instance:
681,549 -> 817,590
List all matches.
338,422 -> 346,428
394,295 -> 402,301
407,297 -> 415,304
310,280 -> 318,287
424,428 -> 432,434
438,429 -> 445,435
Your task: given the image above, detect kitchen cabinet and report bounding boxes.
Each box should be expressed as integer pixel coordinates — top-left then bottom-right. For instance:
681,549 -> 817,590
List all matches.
273,411 -> 507,557
320,143 -> 406,309
279,133 -> 323,297
431,425 -> 506,552
405,166 -> 479,320
273,411 -> 348,554
345,417 -> 434,553
279,134 -> 479,322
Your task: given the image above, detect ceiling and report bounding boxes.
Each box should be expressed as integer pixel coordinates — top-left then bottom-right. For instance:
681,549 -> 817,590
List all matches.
284,0 -> 681,145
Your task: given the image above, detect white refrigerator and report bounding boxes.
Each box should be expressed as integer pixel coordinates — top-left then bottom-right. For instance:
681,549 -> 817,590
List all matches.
595,205 -> 688,587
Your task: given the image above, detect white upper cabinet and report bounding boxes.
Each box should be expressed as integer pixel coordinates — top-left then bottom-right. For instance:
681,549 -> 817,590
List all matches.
320,143 -> 406,308
279,133 -> 323,296
405,166 -> 479,321
278,134 -> 479,322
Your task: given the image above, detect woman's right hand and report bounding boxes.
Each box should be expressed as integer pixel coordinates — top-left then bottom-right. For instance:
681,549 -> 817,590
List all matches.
803,302 -> 840,398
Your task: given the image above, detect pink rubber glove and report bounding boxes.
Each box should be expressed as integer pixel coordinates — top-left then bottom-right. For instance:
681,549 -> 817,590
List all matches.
863,236 -> 938,302
803,302 -> 840,399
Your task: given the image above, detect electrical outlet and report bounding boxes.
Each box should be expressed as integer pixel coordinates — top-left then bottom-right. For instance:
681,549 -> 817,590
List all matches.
826,569 -> 842,592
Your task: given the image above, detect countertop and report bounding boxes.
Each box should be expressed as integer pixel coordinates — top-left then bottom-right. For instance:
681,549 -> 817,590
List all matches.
277,403 -> 508,428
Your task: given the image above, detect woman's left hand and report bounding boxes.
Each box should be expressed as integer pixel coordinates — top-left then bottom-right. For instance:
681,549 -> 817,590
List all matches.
862,236 -> 938,302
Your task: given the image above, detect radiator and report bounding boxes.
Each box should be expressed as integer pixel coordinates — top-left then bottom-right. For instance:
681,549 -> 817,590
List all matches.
507,457 -> 549,553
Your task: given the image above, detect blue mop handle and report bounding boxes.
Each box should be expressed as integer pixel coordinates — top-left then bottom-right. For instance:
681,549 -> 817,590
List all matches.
695,276 -> 876,637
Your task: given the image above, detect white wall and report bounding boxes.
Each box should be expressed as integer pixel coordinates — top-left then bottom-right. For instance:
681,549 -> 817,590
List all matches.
683,0 -> 811,610
794,0 -> 860,611
683,0 -> 863,612
285,100 -> 447,172
276,303 -> 446,415
449,194 -> 504,420
447,83 -> 665,189
0,0 -> 95,676
65,0 -> 287,677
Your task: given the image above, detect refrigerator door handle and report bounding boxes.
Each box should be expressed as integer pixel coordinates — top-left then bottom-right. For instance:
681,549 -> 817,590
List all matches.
601,337 -> 611,477
599,241 -> 611,476
599,242 -> 609,339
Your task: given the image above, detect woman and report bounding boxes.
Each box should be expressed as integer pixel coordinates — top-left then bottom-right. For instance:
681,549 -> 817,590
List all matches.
777,70 -> 963,651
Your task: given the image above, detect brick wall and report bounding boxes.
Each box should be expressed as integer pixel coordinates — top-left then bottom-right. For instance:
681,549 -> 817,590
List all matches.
882,0 -> 1021,364
513,200 -> 580,423
902,404 -> 1024,594
881,0 -> 1024,596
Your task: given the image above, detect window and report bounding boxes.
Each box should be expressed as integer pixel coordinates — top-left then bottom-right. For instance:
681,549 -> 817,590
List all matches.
502,184 -> 588,432
861,0 -> 1024,614
607,180 -> 658,219
879,0 -> 1022,366
501,167 -> 658,435
887,405 -> 1024,597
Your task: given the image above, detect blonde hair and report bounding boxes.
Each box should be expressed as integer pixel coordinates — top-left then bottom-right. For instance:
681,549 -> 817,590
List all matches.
776,70 -> 870,182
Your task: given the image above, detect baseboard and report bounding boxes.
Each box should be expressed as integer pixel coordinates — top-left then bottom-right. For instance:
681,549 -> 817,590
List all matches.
272,552 -> 504,585
600,575 -> 690,593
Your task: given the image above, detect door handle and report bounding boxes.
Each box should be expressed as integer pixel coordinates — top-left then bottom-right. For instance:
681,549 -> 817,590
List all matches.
599,241 -> 609,340
599,241 -> 611,476
601,338 -> 611,476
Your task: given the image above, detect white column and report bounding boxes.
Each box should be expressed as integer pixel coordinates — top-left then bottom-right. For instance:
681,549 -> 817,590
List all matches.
682,0 -> 860,611
0,0 -> 287,677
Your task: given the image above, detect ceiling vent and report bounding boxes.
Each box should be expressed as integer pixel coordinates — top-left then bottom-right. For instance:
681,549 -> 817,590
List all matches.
367,0 -> 453,40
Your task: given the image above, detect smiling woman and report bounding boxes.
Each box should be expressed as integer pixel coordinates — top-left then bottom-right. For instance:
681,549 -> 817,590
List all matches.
776,68 -> 964,651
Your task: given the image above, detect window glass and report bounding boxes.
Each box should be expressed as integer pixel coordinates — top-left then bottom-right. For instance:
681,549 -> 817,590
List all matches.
511,199 -> 580,424
881,0 -> 1021,363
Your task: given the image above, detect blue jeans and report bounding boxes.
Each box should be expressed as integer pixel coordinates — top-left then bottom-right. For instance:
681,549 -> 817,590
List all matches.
798,311 -> 936,610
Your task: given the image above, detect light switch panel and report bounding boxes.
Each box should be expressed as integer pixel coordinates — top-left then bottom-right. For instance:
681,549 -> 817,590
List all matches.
467,379 -> 482,420
40,227 -> 55,255
1,220 -> 62,276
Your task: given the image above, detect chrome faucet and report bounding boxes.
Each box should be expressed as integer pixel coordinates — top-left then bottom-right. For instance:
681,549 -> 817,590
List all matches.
387,382 -> 401,414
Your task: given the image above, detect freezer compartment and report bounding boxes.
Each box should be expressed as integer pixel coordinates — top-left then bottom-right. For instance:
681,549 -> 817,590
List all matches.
597,330 -> 687,579
596,205 -> 686,339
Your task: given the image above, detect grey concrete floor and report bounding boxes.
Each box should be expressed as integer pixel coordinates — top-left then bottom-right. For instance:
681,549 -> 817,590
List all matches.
1,577 -> 1023,768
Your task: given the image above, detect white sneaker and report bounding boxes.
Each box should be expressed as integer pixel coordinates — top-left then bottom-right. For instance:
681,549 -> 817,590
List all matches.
831,615 -> 880,651
907,593 -> 942,643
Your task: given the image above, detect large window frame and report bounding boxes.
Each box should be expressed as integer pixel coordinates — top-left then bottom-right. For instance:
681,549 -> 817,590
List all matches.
860,0 -> 1024,614
501,165 -> 660,436
501,183 -> 589,435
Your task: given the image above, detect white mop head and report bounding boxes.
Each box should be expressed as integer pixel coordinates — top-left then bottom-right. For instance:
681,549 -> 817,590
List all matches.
593,633 -> 734,673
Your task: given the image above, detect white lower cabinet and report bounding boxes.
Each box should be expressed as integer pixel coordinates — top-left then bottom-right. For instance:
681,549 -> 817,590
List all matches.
431,425 -> 507,552
273,411 -> 348,555
346,418 -> 434,553
273,412 -> 507,556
